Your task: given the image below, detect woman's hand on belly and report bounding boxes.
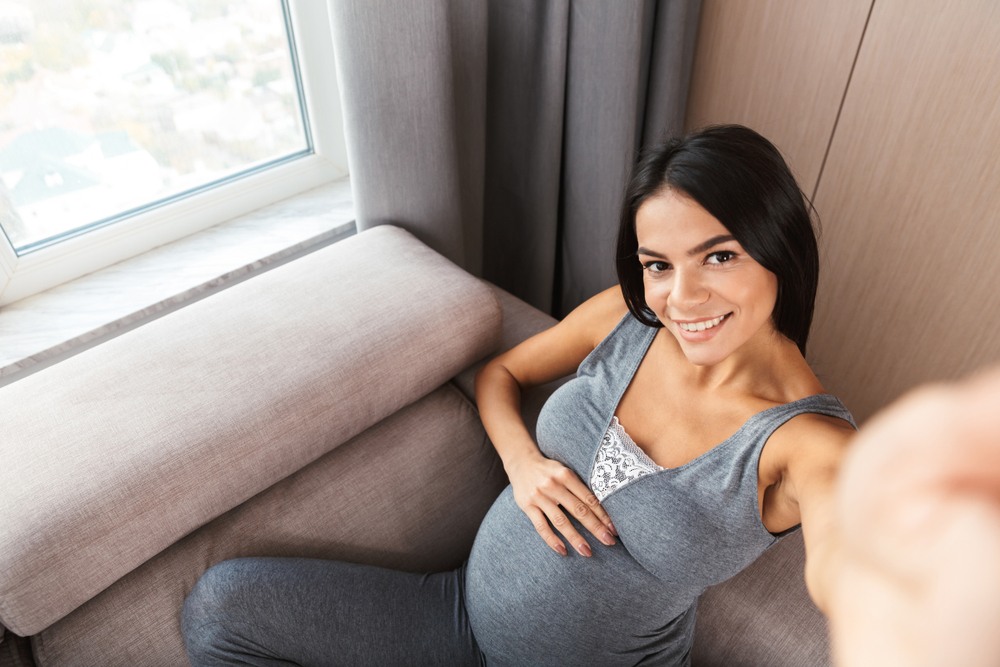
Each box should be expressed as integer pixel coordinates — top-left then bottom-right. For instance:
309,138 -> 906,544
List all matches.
506,451 -> 618,557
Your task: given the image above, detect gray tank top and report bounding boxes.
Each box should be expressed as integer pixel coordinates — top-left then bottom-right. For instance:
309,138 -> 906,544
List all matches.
465,314 -> 855,666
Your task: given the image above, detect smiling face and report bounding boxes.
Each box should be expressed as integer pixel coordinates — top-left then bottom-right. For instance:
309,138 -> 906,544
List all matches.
635,188 -> 779,367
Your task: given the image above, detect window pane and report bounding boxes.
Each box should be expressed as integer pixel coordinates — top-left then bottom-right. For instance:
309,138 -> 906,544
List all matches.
0,0 -> 310,253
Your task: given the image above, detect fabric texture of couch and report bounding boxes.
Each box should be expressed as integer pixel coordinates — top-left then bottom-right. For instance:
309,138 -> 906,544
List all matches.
0,225 -> 830,666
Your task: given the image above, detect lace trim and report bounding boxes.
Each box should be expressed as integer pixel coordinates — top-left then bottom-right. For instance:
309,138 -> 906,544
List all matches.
590,417 -> 663,501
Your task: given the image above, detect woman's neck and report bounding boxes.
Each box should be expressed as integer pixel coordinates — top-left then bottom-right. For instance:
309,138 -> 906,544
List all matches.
669,327 -> 818,400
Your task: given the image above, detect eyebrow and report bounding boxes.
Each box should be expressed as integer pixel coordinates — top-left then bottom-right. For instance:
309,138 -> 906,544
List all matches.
637,234 -> 736,259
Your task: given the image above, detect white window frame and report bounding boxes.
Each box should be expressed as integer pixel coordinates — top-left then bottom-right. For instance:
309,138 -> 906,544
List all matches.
0,0 -> 347,307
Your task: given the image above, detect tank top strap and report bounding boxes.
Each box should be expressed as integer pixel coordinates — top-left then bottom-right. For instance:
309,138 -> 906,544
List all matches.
576,313 -> 657,382
739,393 -> 857,454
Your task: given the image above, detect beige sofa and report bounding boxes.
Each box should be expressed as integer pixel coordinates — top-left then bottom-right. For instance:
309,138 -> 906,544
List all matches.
0,225 -> 830,666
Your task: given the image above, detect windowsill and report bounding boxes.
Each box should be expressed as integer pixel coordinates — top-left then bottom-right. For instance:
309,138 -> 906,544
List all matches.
0,178 -> 355,387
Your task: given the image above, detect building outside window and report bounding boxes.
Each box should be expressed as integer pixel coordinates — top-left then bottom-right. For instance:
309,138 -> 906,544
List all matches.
0,0 -> 345,304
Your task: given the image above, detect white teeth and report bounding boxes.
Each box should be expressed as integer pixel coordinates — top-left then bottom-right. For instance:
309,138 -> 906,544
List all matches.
678,314 -> 727,332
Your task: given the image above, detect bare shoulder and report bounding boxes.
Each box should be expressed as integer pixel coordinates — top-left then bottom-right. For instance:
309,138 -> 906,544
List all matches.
771,410 -> 856,480
560,286 -> 631,347
482,286 -> 629,389
783,410 -> 856,441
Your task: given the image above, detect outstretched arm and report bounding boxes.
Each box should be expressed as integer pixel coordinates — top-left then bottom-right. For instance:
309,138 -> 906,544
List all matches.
828,367 -> 1000,667
777,415 -> 854,613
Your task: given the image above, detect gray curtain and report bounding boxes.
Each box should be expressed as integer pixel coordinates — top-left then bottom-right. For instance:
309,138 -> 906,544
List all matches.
330,0 -> 701,316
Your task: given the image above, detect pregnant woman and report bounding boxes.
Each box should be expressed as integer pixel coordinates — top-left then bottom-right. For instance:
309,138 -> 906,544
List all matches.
182,125 -> 857,666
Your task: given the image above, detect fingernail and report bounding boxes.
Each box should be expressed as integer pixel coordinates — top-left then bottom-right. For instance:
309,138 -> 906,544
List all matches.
578,543 -> 592,558
555,544 -> 568,557
601,531 -> 616,546
609,522 -> 618,536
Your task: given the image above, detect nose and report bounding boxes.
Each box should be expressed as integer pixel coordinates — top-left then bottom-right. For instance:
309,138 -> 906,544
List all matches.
668,269 -> 710,309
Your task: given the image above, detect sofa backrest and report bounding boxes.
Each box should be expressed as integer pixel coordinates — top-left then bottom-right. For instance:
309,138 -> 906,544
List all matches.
692,531 -> 831,666
0,225 -> 502,636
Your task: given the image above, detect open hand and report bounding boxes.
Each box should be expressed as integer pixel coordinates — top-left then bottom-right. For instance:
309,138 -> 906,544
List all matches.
506,452 -> 617,557
829,367 -> 1000,667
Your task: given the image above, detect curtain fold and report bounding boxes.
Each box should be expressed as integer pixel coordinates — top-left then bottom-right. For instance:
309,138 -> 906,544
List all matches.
482,0 -> 570,312
328,0 -> 487,273
330,0 -> 701,316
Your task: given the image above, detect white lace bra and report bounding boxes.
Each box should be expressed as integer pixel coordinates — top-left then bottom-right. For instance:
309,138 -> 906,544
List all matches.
590,416 -> 664,501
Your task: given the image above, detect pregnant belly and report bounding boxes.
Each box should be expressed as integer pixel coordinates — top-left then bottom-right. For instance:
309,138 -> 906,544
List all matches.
464,487 -> 695,666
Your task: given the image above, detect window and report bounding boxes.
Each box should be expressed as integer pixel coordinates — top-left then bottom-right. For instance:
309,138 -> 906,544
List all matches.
0,0 -> 346,305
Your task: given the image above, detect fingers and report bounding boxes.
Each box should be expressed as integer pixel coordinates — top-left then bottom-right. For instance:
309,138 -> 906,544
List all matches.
839,366 -> 1000,566
524,506 -> 568,557
558,474 -> 618,545
830,367 -> 1000,667
515,462 -> 617,557
844,364 -> 1000,490
534,467 -> 616,555
533,498 -> 592,557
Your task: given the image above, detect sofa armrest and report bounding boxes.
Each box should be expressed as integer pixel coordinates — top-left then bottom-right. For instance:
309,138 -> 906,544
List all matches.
452,286 -> 561,434
0,225 -> 501,636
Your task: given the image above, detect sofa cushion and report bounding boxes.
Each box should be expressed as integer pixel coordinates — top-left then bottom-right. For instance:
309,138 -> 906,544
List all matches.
32,384 -> 506,667
0,225 -> 502,636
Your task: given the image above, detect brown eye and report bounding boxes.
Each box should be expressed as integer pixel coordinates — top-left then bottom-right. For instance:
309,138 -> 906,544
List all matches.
706,251 -> 737,265
642,261 -> 671,276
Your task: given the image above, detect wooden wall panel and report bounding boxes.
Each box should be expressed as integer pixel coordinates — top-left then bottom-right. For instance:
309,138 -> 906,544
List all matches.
809,0 -> 1000,421
685,0 -> 872,195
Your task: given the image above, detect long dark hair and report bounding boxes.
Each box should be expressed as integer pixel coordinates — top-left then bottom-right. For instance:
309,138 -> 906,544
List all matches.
615,124 -> 819,354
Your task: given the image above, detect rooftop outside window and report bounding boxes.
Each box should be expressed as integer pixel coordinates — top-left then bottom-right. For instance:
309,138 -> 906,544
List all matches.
0,0 -> 312,254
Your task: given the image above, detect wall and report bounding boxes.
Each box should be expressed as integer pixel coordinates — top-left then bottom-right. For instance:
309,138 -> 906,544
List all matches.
686,0 -> 1000,421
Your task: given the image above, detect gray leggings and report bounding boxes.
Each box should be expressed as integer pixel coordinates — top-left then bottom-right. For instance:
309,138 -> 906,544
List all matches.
181,557 -> 485,666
